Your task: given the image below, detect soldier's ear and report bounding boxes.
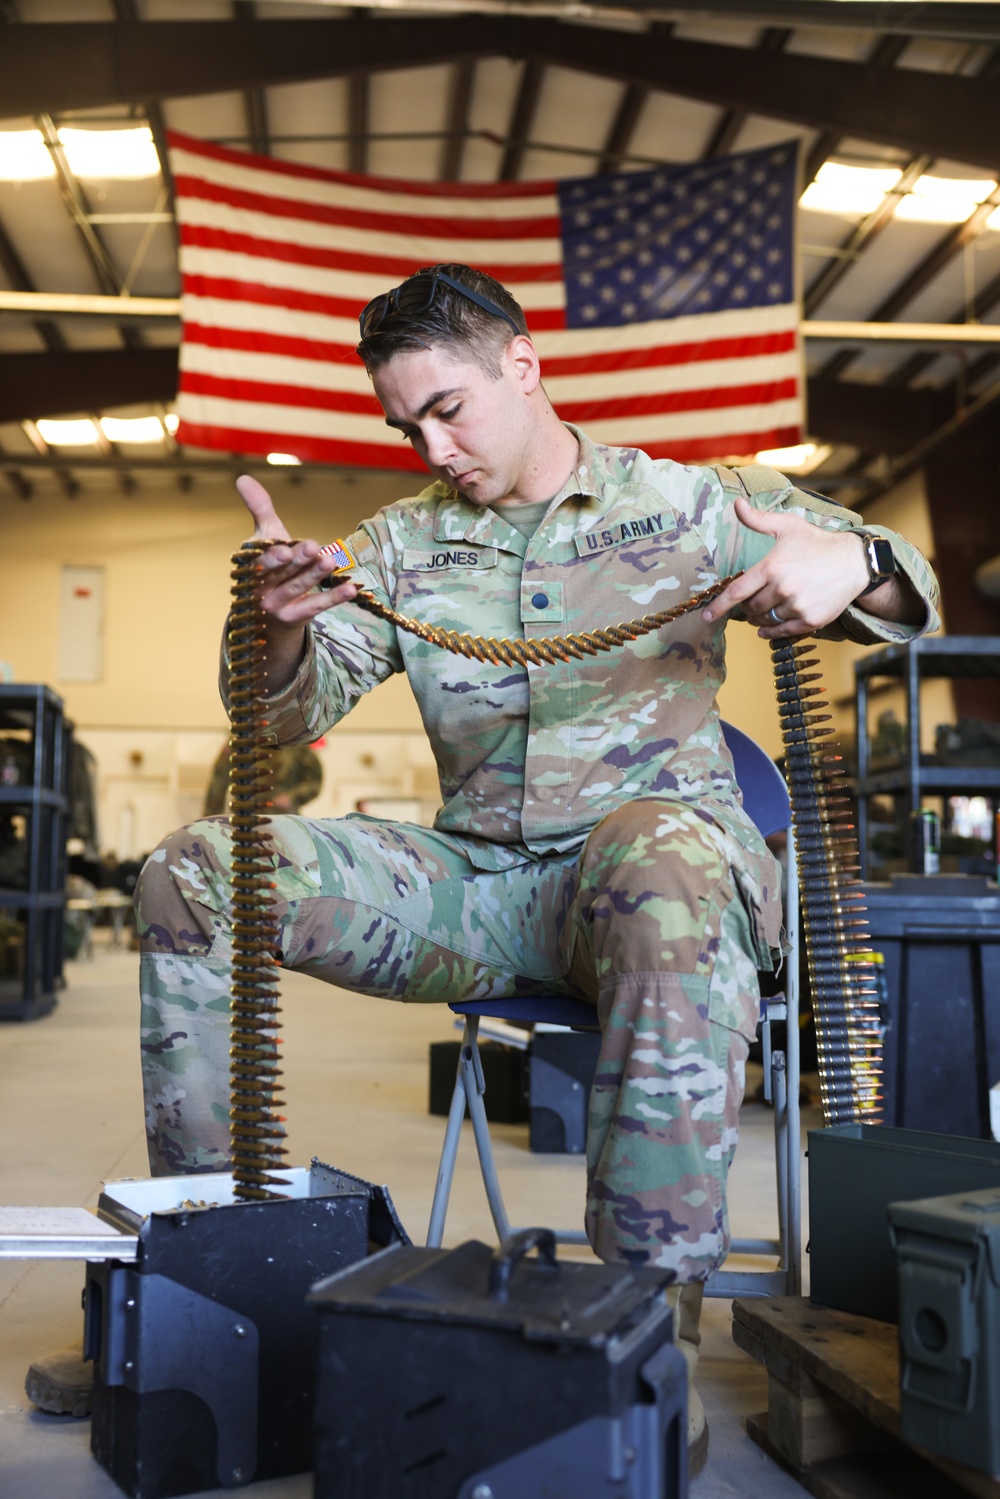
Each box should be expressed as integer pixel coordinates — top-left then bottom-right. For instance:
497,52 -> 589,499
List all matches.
507,335 -> 540,393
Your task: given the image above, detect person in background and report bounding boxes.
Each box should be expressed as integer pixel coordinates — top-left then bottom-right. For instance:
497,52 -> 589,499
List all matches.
203,741 -> 323,816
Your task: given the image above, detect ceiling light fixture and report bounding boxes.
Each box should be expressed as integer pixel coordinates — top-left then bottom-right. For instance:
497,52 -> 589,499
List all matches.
99,416 -> 168,444
800,163 -> 905,217
894,174 -> 998,224
0,130 -> 55,181
36,418 -> 100,447
57,127 -> 160,180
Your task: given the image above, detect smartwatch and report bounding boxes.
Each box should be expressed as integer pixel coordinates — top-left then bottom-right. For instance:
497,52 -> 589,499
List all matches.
854,529 -> 896,596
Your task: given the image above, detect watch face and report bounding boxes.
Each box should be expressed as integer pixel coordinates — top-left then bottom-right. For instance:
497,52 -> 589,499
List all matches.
866,535 -> 895,580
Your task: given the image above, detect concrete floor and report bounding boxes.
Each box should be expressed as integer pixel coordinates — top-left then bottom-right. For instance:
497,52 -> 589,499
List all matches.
0,935 -> 816,1498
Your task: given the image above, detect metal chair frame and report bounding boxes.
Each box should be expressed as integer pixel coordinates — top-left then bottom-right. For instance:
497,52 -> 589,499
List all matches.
426,723 -> 801,1299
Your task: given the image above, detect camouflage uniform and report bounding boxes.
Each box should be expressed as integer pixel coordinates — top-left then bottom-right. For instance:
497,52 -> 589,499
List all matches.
138,428 -> 939,1277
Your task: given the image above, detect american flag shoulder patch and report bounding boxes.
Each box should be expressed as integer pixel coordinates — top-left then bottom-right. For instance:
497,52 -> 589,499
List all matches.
319,539 -> 355,571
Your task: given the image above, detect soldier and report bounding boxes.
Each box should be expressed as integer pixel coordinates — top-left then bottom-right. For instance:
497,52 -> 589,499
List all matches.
32,265 -> 940,1465
202,740 -> 323,816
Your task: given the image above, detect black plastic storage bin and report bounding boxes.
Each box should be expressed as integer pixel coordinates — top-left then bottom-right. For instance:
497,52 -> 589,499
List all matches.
310,1228 -> 687,1499
861,873 -> 1000,1137
428,1039 -> 529,1123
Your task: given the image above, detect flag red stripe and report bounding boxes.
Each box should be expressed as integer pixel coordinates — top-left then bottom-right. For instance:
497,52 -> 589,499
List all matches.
174,174 -> 561,240
180,370 -> 381,414
175,419 -> 428,471
182,321 -> 359,365
179,368 -> 798,421
179,317 -> 781,372
639,427 -> 803,462
175,417 -> 804,471
181,277 -> 568,330
558,378 -> 799,422
180,223 -> 566,282
541,329 -> 797,375
184,273 -> 366,320
169,129 -> 556,200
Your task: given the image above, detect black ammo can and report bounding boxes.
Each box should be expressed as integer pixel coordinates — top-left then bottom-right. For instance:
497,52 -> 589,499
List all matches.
310,1227 -> 687,1499
86,1161 -> 407,1499
529,1029 -> 602,1153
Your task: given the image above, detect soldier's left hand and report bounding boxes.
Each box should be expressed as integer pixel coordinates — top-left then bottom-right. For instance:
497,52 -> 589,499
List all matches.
702,496 -> 869,637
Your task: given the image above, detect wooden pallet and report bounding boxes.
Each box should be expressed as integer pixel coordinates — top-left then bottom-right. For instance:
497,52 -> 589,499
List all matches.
732,1296 -> 999,1499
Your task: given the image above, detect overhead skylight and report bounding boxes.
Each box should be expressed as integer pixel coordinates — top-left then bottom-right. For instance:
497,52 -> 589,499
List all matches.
58,127 -> 160,179
894,175 -> 998,224
36,419 -> 99,447
100,416 -> 167,444
266,452 -> 303,465
0,130 -> 55,181
800,163 -> 904,217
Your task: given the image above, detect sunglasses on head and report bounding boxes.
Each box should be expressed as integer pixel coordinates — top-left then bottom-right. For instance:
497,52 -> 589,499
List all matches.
358,270 -> 521,341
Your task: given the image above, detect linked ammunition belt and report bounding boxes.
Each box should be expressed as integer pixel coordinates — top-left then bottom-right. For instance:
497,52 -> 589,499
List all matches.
225,542 -> 881,1199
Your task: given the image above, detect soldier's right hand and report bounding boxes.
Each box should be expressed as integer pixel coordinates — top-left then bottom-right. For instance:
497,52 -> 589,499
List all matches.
235,474 -> 359,626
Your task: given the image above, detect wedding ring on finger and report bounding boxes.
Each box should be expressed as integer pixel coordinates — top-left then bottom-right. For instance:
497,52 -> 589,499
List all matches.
768,605 -> 783,624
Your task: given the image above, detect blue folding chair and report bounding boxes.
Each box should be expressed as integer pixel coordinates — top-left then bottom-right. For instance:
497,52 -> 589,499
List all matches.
426,722 -> 801,1299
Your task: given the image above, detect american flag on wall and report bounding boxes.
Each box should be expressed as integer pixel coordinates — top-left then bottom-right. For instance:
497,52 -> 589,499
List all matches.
169,131 -> 803,471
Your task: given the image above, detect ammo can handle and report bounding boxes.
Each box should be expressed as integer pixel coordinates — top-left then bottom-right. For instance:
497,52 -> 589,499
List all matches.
489,1227 -> 559,1300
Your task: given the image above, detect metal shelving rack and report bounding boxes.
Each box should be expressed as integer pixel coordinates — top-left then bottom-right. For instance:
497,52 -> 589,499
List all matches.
854,636 -> 1000,879
0,685 -> 72,1020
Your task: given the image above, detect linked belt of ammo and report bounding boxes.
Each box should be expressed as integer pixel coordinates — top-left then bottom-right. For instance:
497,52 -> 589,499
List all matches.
225,537 -> 882,1199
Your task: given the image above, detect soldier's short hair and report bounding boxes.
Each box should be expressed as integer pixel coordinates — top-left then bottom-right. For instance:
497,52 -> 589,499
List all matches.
356,263 -> 528,378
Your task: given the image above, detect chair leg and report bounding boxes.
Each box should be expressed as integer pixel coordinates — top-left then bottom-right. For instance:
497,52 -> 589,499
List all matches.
426,1018 -> 513,1247
426,1061 -> 470,1247
772,1048 -> 790,1280
459,1018 -> 512,1242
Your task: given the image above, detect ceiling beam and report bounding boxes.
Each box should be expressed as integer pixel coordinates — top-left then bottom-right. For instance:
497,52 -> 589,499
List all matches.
799,32 -> 910,188
0,348 -> 178,424
597,84 -> 649,177
703,26 -> 791,160
596,19 -> 673,176
347,68 -> 370,175
818,186 -> 1000,381
803,154 -> 933,317
440,59 -> 475,181
234,1 -> 271,158
499,56 -> 544,182
4,19 -> 1000,169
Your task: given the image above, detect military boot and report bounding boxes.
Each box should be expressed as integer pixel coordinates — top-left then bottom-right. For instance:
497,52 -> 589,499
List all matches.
667,1280 -> 708,1476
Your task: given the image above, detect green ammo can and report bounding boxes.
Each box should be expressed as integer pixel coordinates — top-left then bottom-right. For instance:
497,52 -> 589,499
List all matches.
889,1186 -> 1000,1478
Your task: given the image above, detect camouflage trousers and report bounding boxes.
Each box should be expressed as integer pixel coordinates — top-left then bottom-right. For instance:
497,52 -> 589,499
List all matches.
137,797 -> 776,1281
